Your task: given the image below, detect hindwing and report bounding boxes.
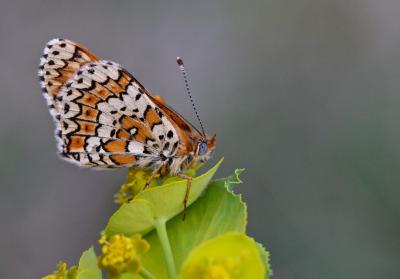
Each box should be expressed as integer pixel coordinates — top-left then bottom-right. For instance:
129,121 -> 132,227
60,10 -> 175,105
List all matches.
38,38 -> 100,122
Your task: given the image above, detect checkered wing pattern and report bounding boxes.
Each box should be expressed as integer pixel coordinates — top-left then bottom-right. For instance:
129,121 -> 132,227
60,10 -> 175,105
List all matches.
38,39 -> 180,168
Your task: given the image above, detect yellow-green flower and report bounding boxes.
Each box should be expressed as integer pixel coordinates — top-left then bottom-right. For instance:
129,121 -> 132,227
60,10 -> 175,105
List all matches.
179,232 -> 266,279
98,233 -> 150,276
114,169 -> 158,204
114,163 -> 201,204
184,257 -> 241,279
42,262 -> 77,279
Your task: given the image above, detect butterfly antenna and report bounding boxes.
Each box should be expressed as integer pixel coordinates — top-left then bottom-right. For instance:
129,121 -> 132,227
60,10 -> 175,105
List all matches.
176,57 -> 206,136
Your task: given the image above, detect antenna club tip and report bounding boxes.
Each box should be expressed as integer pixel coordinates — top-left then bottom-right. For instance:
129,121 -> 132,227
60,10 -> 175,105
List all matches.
176,56 -> 184,66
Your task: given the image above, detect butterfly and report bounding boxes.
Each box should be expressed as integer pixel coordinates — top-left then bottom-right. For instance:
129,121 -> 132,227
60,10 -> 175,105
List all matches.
38,38 -> 216,209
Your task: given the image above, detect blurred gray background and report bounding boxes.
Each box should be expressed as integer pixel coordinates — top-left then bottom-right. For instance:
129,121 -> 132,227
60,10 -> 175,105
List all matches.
1,0 -> 399,278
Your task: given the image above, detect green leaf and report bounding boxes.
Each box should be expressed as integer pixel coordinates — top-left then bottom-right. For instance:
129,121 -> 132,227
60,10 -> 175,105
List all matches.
223,168 -> 245,190
256,242 -> 273,279
178,232 -> 266,279
76,247 -> 102,279
105,158 -> 224,236
141,169 -> 247,278
104,199 -> 155,236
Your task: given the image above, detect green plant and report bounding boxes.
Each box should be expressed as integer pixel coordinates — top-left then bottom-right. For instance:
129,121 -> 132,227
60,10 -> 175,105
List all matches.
42,159 -> 272,279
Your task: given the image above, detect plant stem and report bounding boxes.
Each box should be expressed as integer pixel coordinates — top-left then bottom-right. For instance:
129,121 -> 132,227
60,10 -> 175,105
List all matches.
139,267 -> 157,279
154,218 -> 177,279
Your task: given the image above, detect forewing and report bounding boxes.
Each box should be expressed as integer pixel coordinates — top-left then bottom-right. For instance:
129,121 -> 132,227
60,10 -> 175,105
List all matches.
149,95 -> 204,155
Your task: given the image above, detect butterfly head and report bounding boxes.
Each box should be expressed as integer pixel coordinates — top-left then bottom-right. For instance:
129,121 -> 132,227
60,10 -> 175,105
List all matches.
196,134 -> 216,161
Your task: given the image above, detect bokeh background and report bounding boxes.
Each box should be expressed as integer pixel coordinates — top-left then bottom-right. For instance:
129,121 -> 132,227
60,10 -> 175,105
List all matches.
1,0 -> 399,278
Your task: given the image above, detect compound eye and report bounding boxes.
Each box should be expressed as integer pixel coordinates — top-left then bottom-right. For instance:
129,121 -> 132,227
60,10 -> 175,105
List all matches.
197,141 -> 208,156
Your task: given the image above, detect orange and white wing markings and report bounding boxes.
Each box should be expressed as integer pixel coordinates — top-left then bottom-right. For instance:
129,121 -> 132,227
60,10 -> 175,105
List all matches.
38,39 -> 179,169
38,38 -> 100,121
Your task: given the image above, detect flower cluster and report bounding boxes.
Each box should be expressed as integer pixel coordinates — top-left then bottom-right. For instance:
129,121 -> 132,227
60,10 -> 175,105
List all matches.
182,256 -> 241,279
114,169 -> 157,204
42,262 -> 77,279
98,233 -> 150,276
179,232 -> 267,279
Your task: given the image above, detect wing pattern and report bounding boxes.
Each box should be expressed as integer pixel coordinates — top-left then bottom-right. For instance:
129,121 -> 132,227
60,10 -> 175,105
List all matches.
38,38 -> 100,121
38,38 -> 180,169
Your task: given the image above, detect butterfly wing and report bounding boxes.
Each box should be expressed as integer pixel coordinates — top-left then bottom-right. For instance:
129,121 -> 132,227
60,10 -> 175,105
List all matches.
148,94 -> 205,155
38,38 -> 101,122
39,39 -> 180,169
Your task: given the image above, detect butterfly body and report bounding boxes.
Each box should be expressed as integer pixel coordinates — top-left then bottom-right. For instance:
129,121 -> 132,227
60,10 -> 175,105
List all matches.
38,38 -> 216,176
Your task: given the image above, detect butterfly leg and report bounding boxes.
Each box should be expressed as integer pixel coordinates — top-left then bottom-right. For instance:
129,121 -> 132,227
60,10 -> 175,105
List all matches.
178,174 -> 193,220
142,167 -> 162,191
